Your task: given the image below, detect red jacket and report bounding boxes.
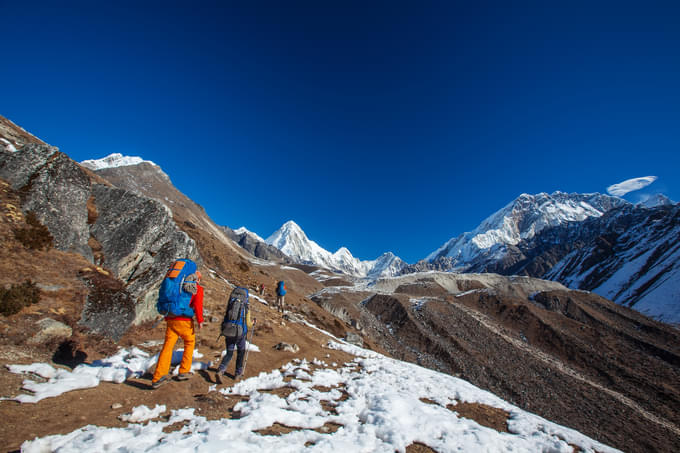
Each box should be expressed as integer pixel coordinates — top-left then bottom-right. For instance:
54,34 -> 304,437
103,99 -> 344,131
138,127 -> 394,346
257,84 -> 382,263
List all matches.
166,284 -> 204,323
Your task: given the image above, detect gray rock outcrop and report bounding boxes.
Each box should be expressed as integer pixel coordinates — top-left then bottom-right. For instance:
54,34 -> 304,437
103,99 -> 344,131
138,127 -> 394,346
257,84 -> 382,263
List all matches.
0,144 -> 93,260
28,318 -> 73,345
90,184 -> 198,322
0,143 -> 200,335
222,226 -> 292,263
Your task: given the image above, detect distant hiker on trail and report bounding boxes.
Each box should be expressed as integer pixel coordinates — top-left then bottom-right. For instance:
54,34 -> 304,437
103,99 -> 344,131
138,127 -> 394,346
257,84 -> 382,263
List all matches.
151,260 -> 204,389
217,287 -> 254,379
276,280 -> 286,313
259,283 -> 265,296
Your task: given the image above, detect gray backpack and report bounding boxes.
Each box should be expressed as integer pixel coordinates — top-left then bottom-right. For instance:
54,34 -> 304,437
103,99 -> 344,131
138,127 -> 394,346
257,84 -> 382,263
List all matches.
221,287 -> 248,340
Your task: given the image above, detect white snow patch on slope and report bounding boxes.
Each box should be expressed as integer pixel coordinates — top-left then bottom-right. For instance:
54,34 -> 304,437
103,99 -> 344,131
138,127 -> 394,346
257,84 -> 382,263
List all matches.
118,404 -> 166,423
0,137 -> 17,152
6,348 -> 209,403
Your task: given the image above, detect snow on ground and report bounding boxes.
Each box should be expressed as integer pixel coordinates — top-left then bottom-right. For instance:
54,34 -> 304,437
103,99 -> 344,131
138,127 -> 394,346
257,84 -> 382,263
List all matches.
4,348 -> 211,403
119,404 -> 167,423
281,265 -> 306,272
17,341 -> 620,452
250,293 -> 269,306
208,268 -> 235,288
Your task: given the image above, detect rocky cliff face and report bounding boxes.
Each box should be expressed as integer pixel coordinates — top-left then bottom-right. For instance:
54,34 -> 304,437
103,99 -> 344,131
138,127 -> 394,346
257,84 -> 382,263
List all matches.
0,143 -> 199,336
0,144 -> 93,260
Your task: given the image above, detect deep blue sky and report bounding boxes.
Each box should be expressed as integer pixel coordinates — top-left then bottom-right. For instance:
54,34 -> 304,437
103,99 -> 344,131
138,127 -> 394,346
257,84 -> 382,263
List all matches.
3,1 -> 679,263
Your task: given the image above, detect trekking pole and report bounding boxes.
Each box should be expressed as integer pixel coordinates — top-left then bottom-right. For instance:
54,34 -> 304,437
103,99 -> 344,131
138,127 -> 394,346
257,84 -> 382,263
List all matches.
242,318 -> 257,375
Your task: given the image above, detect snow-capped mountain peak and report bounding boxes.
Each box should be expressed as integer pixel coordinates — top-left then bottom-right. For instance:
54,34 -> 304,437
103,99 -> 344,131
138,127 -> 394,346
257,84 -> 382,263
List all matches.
427,191 -> 628,265
638,193 -> 675,208
81,153 -> 158,171
234,226 -> 265,243
266,221 -> 405,278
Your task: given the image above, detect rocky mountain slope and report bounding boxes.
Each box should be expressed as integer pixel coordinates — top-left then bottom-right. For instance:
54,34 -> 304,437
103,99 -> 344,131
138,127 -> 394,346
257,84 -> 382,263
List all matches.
310,272 -> 680,453
544,203 -> 680,323
266,220 -> 407,278
411,191 -> 679,324
0,135 -> 198,335
221,225 -> 293,264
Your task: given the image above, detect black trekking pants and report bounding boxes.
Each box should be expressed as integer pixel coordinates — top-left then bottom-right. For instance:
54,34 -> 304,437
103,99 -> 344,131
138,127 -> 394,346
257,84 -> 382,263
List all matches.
218,335 -> 246,374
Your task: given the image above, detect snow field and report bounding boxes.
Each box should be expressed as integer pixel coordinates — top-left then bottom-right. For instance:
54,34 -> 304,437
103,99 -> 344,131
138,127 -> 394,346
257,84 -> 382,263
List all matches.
4,344 -> 258,403
19,341 -> 620,453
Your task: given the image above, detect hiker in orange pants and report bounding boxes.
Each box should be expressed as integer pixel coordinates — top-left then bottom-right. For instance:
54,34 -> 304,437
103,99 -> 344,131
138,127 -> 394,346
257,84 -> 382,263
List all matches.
151,272 -> 204,388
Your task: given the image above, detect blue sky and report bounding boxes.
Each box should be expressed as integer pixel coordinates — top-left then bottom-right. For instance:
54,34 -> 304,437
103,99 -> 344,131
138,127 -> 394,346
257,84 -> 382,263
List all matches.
2,1 -> 679,263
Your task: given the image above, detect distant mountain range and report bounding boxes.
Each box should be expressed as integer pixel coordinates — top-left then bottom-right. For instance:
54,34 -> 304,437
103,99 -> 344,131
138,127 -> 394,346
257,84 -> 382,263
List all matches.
409,191 -> 679,324
264,220 -> 406,279
78,153 -> 679,324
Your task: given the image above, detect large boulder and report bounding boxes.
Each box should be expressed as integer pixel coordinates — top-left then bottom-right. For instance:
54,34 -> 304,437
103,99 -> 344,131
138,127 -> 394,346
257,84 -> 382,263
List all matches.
90,184 -> 199,323
0,144 -> 93,260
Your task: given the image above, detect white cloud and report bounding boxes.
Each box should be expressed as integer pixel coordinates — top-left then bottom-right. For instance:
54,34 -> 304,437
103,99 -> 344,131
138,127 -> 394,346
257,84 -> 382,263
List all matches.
606,176 -> 658,197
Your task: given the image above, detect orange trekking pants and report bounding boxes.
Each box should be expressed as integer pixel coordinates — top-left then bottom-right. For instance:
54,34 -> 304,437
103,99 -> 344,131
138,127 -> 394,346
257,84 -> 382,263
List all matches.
152,318 -> 195,382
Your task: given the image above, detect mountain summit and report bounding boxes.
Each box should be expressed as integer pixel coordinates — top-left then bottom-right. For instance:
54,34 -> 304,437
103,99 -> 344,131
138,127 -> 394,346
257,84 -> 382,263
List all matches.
266,220 -> 405,278
426,191 -> 628,269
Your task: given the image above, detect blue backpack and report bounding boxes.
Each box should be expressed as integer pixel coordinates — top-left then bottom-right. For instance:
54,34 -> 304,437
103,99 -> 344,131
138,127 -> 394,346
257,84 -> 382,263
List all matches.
277,281 -> 286,296
156,259 -> 197,317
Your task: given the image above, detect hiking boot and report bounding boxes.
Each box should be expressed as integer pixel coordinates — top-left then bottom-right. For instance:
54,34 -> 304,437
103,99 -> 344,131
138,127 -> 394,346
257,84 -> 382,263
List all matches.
234,368 -> 243,380
176,373 -> 192,381
151,375 -> 170,389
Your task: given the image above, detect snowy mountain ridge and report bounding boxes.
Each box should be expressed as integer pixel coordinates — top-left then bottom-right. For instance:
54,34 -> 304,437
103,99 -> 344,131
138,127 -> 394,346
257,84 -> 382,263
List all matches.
266,220 -> 406,278
81,153 -> 160,171
234,226 -> 265,243
426,191 -> 629,266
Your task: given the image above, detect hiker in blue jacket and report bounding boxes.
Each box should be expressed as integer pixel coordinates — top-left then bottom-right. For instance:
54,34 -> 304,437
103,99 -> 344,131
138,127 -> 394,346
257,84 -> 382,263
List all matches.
276,280 -> 286,313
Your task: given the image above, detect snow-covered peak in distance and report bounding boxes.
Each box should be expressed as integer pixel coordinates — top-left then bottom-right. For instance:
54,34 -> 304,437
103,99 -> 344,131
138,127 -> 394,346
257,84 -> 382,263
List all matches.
266,220 -> 406,278
637,193 -> 675,208
427,191 -> 629,265
81,153 -> 158,171
234,226 -> 265,243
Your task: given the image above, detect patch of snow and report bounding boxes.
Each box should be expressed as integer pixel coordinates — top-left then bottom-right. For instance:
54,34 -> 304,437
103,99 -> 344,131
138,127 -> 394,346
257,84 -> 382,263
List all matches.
118,404 -> 166,423
250,293 -> 269,306
6,348 -> 209,403
0,137 -> 17,152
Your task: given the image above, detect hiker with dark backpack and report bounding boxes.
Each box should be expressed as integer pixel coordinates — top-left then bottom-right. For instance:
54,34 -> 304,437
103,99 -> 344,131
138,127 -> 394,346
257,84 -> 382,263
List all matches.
216,287 -> 253,379
151,259 -> 204,389
276,280 -> 286,313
